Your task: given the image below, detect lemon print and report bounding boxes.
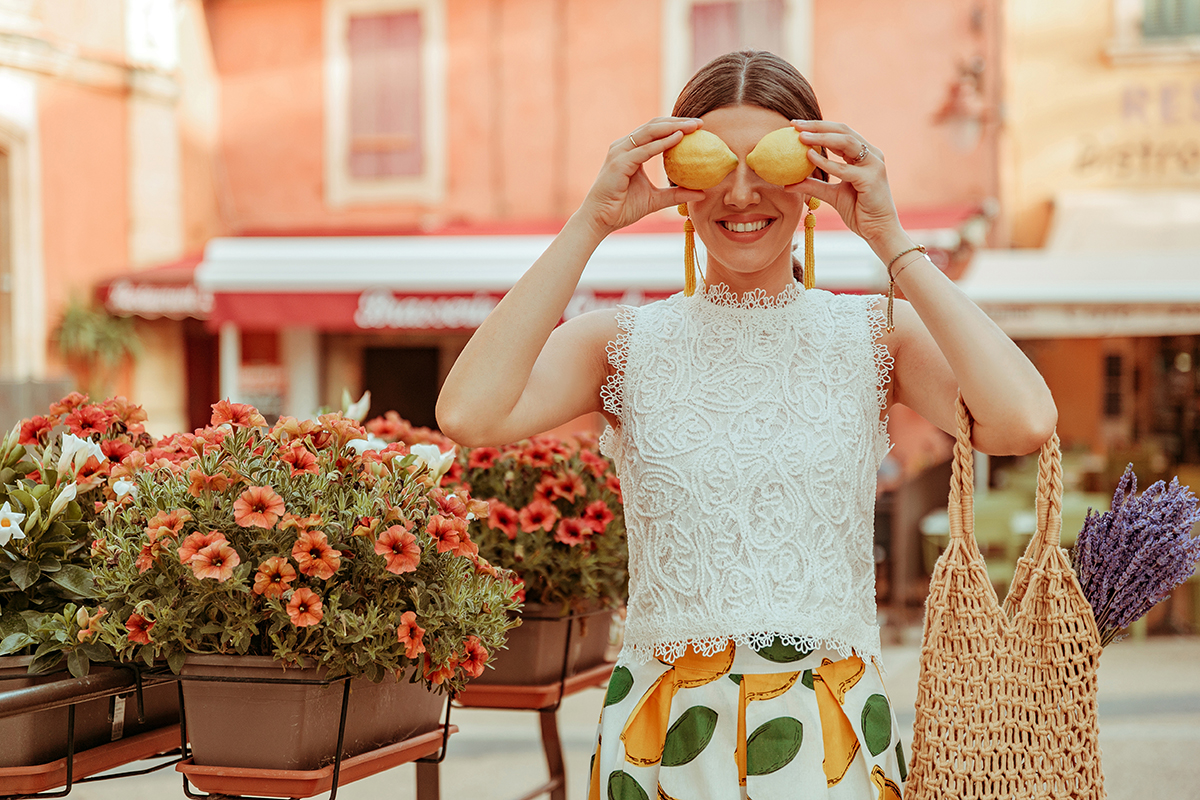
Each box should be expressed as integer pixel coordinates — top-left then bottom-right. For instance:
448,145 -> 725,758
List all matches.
813,657 -> 867,786
871,765 -> 902,800
741,671 -> 801,703
815,656 -> 866,704
663,130 -> 738,190
745,127 -> 818,186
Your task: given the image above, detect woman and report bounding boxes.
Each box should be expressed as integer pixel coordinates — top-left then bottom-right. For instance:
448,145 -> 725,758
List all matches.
437,51 -> 1055,799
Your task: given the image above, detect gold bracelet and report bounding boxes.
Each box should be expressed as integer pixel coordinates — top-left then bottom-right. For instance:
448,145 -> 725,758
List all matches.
885,244 -> 927,334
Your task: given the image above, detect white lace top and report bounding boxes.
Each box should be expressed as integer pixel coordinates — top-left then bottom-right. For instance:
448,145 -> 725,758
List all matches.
600,282 -> 893,665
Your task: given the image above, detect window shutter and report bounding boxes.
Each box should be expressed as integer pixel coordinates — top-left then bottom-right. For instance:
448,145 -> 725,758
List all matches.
1143,0 -> 1200,37
348,12 -> 423,178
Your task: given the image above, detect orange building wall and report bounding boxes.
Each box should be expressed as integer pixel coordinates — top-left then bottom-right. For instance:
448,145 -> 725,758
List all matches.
38,78 -> 129,369
813,0 -> 999,216
1028,338 -> 1103,450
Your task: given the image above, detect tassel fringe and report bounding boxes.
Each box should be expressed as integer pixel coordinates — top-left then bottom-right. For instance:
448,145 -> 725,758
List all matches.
680,203 -> 699,296
803,197 -> 820,290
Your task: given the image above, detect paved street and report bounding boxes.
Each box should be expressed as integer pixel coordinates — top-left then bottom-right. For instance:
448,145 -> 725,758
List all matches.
64,636 -> 1200,800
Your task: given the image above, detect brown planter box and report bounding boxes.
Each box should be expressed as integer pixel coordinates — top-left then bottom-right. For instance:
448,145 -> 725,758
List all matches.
473,604 -> 617,686
180,655 -> 445,771
0,655 -> 180,768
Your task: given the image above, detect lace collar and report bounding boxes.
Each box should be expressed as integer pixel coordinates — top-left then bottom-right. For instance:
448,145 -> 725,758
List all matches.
695,281 -> 804,311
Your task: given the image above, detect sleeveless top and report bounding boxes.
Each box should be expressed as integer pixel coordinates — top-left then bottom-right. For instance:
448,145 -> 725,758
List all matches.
599,282 -> 893,665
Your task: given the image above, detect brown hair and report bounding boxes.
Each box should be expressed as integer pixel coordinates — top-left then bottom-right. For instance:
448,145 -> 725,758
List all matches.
673,50 -> 826,280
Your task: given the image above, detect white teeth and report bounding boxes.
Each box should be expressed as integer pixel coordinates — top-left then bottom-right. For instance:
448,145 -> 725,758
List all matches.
722,220 -> 770,233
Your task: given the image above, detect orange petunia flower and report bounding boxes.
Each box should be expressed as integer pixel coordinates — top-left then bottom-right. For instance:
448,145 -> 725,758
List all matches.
291,530 -> 342,580
18,416 -> 54,446
279,512 -> 323,533
551,472 -> 585,503
187,468 -> 230,498
48,391 -> 88,417
581,500 -> 614,534
579,448 -> 608,478
467,447 -> 501,470
136,540 -> 169,573
178,531 -> 227,564
233,485 -> 285,529
554,517 -> 593,547
64,405 -> 113,437
191,541 -> 241,582
145,508 -> 193,543
396,610 -> 426,659
423,653 -> 456,686
508,574 -> 526,604
287,588 -> 324,627
210,399 -> 267,429
486,500 -> 520,541
459,636 -> 489,679
253,556 -> 297,597
605,474 -> 623,502
280,443 -> 318,476
430,489 -> 468,520
125,613 -> 154,645
375,525 -> 420,575
518,499 -> 559,534
426,514 -> 466,554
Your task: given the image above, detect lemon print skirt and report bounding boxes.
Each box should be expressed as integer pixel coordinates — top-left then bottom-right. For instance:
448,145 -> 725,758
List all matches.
588,640 -> 907,800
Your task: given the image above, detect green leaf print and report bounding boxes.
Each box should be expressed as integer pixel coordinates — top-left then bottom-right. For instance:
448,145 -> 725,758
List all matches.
661,706 -> 719,767
861,693 -> 892,756
754,636 -> 813,663
608,771 -> 650,800
606,666 -> 634,706
746,716 -> 804,775
729,673 -> 743,685
800,669 -> 814,690
896,740 -> 907,782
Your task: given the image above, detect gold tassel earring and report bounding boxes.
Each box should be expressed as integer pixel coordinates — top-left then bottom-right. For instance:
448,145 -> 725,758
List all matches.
803,197 -> 820,290
679,203 -> 699,296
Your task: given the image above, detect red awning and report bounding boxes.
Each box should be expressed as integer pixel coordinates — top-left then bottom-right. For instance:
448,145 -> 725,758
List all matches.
95,254 -> 212,320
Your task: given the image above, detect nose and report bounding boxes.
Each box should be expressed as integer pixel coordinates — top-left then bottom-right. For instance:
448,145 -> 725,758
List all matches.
722,162 -> 761,209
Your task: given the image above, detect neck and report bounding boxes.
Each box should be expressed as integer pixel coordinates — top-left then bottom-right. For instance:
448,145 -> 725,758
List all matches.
701,257 -> 796,300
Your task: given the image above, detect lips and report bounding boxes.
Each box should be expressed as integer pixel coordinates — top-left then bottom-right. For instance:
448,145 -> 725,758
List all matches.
719,219 -> 772,233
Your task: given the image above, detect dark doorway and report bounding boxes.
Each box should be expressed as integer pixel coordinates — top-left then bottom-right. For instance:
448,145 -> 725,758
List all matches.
184,320 -> 220,432
363,346 -> 439,430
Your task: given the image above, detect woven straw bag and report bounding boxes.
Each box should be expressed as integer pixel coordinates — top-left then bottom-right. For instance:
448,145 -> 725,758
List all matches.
906,396 -> 1105,799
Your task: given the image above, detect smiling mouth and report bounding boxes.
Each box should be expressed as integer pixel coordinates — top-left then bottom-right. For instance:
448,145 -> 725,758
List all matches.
719,219 -> 772,233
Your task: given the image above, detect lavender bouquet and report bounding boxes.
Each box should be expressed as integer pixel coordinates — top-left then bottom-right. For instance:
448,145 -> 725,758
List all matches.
1071,466 -> 1200,646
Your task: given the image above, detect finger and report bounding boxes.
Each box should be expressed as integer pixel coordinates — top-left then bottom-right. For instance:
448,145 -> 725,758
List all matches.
795,176 -> 837,206
630,129 -> 687,162
617,117 -> 702,152
806,147 -> 862,183
650,186 -> 705,212
797,130 -> 875,164
791,119 -> 864,140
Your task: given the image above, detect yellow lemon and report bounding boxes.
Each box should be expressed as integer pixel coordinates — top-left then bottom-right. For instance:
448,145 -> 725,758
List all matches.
746,127 -> 817,186
663,130 -> 738,190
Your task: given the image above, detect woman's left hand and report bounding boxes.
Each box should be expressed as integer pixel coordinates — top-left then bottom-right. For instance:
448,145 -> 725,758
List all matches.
790,120 -> 902,250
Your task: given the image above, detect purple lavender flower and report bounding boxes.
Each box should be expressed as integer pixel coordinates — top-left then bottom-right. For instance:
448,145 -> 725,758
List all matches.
1070,466 -> 1200,647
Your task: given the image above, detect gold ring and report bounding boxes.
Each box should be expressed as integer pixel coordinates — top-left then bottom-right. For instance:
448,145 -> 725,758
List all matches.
628,134 -> 639,148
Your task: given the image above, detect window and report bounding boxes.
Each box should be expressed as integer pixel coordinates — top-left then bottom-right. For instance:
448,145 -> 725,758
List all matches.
324,0 -> 445,205
690,0 -> 785,75
1143,0 -> 1200,36
1104,354 -> 1124,418
662,0 -> 811,112
1109,0 -> 1200,62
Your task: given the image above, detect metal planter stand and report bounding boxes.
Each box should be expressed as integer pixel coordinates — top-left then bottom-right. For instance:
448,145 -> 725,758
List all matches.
452,607 -> 618,800
172,670 -> 455,800
0,666 -> 181,800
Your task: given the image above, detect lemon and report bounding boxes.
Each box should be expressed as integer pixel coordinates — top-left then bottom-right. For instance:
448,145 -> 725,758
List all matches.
746,127 -> 817,186
663,130 -> 738,190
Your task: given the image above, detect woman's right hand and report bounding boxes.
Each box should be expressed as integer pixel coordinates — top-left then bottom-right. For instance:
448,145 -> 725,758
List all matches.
578,117 -> 708,238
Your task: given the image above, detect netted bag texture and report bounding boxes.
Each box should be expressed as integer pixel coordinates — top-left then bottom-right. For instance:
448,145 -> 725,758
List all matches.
907,396 -> 1105,800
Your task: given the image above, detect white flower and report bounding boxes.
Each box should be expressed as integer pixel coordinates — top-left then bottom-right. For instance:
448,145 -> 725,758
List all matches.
410,444 -> 456,483
47,482 -> 78,522
56,433 -> 104,476
113,479 -> 137,499
0,501 -> 26,545
342,389 -> 372,423
346,435 -> 387,455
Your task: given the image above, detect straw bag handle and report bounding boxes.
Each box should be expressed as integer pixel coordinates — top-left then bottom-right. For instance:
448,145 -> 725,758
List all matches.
949,393 -> 1064,553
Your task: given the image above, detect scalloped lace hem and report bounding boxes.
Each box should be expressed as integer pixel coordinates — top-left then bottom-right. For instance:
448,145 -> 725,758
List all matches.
600,305 -> 638,420
866,299 -> 895,459
620,631 -> 884,670
697,281 -> 802,311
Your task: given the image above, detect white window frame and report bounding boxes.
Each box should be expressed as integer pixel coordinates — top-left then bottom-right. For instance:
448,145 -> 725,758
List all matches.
661,0 -> 813,114
323,0 -> 446,207
1108,0 -> 1200,63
